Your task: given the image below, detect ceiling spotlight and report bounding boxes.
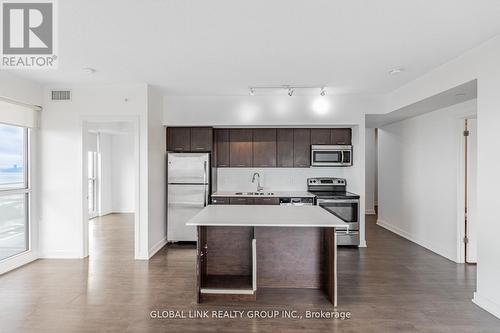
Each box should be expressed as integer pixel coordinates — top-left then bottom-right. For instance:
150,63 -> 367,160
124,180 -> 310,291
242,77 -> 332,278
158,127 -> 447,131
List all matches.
389,67 -> 404,75
249,87 -> 255,96
287,88 -> 294,97
320,87 -> 326,96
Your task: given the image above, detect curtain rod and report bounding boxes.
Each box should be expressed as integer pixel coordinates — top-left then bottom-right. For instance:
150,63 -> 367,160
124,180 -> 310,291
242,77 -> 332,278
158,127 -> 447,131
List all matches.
0,96 -> 42,112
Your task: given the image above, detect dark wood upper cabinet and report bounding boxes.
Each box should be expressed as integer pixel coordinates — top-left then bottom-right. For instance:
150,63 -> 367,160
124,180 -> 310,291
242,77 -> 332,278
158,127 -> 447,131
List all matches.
229,129 -> 253,167
293,129 -> 311,168
190,127 -> 213,152
215,129 -> 230,167
167,127 -> 190,152
277,129 -> 294,168
331,128 -> 352,145
310,129 -> 331,145
252,129 -> 277,167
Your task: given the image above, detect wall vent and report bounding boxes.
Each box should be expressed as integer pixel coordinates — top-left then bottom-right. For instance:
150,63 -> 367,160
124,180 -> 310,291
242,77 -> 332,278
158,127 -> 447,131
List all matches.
51,90 -> 71,101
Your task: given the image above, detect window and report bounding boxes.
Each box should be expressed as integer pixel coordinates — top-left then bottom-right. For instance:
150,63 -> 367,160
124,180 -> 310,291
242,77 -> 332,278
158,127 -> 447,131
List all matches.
0,123 -> 30,261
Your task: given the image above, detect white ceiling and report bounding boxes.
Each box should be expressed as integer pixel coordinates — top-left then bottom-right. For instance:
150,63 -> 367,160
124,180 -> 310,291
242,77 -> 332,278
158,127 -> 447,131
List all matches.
366,80 -> 477,128
7,0 -> 500,96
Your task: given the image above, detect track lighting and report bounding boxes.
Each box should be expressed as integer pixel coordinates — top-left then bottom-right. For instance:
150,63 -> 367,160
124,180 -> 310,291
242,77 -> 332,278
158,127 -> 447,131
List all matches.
247,85 -> 327,96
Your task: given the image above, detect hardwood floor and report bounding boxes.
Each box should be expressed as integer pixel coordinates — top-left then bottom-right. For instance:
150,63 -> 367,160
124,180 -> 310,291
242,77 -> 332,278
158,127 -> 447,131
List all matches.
0,213 -> 498,332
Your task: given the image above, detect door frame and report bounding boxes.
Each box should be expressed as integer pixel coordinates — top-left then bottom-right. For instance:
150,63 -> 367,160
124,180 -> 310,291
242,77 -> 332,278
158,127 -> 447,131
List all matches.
81,115 -> 143,259
456,115 -> 477,264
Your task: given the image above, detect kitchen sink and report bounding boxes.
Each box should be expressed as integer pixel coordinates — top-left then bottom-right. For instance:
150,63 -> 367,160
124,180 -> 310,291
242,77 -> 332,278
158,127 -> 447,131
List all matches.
234,192 -> 275,196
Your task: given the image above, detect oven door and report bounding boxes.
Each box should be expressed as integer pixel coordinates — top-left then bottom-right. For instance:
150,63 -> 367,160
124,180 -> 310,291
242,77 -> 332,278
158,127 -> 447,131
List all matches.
317,199 -> 359,230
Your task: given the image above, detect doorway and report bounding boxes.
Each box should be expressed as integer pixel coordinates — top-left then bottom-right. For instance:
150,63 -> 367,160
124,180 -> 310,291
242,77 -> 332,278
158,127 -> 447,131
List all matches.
82,119 -> 142,259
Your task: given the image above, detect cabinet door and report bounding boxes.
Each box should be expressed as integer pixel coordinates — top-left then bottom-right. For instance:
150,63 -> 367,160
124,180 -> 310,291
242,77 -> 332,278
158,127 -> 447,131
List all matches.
191,127 -> 213,152
293,129 -> 311,167
311,129 -> 331,145
212,197 -> 230,205
229,197 -> 255,205
331,128 -> 352,145
215,129 -> 230,167
167,127 -> 191,152
277,129 -> 294,167
229,129 -> 253,167
252,129 -> 277,167
254,197 -> 279,205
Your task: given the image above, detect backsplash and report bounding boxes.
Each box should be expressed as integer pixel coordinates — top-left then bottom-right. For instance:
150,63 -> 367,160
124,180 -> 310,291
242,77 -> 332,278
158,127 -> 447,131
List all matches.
217,168 -> 353,192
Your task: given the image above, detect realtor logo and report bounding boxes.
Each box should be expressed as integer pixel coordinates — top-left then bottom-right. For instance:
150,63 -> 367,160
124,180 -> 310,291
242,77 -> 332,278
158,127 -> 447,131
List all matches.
1,0 -> 57,68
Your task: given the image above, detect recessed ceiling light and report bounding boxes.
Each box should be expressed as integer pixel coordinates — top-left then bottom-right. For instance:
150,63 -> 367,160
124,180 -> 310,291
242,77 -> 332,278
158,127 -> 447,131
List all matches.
389,67 -> 404,75
83,67 -> 96,74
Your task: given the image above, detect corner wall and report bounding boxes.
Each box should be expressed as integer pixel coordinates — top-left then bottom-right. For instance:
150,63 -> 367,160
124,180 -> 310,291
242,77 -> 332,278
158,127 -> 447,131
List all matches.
377,100 -> 476,262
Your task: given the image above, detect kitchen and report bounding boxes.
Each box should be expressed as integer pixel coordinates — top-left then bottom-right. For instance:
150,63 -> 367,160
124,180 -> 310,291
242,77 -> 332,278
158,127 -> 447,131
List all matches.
166,126 -> 361,304
2,1 -> 500,332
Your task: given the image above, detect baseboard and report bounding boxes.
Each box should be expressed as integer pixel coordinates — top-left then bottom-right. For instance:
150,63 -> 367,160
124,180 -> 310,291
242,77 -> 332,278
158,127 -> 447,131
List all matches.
376,219 -> 456,262
148,237 -> 167,259
473,292 -> 500,319
0,251 -> 38,275
38,250 -> 82,259
365,209 -> 376,215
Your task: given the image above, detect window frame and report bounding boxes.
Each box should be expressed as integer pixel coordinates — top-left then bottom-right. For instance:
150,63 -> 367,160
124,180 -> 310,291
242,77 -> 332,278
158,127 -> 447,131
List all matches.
0,125 -> 31,261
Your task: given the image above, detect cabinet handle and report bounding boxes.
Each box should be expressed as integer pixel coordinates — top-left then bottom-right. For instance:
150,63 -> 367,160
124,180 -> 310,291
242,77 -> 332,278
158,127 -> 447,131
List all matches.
194,147 -> 205,150
175,147 -> 184,150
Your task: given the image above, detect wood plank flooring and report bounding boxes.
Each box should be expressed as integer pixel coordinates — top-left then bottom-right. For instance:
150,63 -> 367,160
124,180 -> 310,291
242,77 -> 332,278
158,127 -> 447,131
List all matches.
0,213 -> 499,332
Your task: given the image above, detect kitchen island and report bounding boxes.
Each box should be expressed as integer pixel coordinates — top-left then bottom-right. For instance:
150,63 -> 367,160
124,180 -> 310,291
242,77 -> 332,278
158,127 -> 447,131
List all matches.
186,205 -> 348,306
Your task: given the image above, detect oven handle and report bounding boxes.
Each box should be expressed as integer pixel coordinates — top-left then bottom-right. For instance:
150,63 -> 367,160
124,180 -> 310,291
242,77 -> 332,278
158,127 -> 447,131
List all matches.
317,199 -> 359,204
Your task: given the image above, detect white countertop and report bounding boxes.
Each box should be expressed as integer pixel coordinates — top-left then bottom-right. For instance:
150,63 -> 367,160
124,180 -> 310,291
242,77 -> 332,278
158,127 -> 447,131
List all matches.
211,191 -> 315,198
186,205 -> 349,228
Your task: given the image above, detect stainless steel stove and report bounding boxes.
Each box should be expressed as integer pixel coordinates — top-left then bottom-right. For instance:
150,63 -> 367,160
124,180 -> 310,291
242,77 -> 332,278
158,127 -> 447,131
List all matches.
308,177 -> 360,246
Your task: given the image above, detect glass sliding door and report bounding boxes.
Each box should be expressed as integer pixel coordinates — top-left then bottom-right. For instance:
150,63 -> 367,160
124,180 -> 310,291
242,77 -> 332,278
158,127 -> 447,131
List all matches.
0,124 -> 30,261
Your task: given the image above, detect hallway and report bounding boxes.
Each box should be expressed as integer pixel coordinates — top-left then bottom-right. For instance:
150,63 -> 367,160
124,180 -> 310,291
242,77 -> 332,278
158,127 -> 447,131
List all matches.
0,214 -> 498,332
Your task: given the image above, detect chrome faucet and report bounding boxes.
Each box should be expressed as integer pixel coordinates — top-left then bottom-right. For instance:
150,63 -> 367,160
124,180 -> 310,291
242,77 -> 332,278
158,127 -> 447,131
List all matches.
251,172 -> 264,192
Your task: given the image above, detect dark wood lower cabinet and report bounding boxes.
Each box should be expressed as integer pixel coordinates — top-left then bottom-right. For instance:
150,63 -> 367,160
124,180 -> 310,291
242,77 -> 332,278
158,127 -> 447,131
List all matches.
229,197 -> 255,205
253,197 -> 279,205
197,226 -> 336,305
211,197 -> 230,205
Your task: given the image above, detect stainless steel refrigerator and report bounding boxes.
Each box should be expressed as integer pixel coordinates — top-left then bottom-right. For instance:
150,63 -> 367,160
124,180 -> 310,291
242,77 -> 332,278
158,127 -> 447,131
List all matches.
167,153 -> 209,242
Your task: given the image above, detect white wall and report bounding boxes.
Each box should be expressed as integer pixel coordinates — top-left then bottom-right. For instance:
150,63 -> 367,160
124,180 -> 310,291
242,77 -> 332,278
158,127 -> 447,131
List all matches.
110,134 -> 135,213
147,86 -> 167,257
164,94 -> 385,126
0,72 -> 42,275
365,128 -> 377,215
385,35 -> 500,318
39,83 -> 160,259
377,100 -> 476,262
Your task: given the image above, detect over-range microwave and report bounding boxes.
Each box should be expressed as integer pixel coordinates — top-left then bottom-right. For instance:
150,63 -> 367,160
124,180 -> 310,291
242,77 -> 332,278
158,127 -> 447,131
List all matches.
311,145 -> 353,167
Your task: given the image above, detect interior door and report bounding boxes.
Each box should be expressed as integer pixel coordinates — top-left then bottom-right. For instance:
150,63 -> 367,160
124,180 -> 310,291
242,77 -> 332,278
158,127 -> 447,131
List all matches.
167,184 -> 207,241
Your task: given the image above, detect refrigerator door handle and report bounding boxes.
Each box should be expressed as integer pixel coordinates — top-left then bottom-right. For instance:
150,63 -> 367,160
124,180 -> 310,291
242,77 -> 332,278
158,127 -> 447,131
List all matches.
203,161 -> 208,206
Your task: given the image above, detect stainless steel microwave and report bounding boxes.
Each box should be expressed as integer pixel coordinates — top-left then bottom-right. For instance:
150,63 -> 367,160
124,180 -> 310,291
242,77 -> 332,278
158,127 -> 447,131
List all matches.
311,145 -> 353,167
